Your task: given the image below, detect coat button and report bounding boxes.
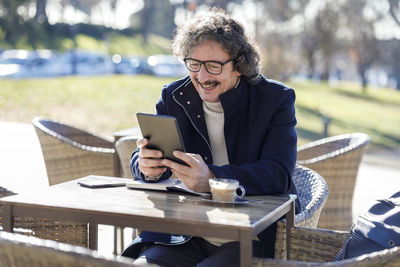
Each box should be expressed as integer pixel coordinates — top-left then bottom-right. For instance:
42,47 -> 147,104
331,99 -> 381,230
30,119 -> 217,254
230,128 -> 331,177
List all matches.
187,101 -> 190,105
180,91 -> 183,95
388,240 -> 395,247
197,114 -> 201,118
204,156 -> 208,160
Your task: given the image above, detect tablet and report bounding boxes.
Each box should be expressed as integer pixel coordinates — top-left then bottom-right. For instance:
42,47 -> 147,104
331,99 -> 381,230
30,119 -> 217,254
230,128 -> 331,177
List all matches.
136,113 -> 187,165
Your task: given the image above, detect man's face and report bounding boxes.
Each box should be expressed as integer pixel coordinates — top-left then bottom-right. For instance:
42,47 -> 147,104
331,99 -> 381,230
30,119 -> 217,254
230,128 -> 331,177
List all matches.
188,41 -> 241,103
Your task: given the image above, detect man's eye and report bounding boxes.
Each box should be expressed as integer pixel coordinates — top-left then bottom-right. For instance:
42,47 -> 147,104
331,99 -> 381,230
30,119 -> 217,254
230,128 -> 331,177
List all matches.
207,63 -> 220,70
190,62 -> 200,68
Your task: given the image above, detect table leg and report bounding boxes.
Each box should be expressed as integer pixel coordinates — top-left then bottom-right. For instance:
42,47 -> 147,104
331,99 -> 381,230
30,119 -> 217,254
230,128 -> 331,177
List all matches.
113,226 -> 118,255
2,203 -> 14,232
89,223 -> 98,250
239,230 -> 252,267
120,227 -> 125,253
113,226 -> 125,255
285,200 -> 295,260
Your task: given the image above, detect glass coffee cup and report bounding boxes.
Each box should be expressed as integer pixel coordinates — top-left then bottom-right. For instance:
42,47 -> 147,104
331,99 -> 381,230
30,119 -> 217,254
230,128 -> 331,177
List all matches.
208,178 -> 246,203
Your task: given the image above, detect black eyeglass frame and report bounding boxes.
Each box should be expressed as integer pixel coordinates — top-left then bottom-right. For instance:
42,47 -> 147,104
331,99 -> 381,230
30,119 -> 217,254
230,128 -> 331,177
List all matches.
183,58 -> 233,75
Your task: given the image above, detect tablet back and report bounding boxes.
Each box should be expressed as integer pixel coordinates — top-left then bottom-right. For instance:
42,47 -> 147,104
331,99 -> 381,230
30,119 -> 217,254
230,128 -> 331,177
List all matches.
136,113 -> 186,165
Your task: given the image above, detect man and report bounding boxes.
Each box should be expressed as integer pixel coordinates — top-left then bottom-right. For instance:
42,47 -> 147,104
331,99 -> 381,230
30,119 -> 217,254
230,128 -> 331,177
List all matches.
122,8 -> 299,267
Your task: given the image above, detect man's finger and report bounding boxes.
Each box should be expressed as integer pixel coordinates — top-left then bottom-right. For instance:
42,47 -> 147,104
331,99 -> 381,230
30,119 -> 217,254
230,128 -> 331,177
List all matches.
173,151 -> 200,166
163,158 -> 190,172
136,138 -> 149,148
140,158 -> 164,168
140,148 -> 163,159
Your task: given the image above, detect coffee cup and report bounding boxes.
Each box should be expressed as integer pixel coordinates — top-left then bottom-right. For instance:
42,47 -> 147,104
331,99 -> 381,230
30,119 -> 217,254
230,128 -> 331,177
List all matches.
208,178 -> 246,203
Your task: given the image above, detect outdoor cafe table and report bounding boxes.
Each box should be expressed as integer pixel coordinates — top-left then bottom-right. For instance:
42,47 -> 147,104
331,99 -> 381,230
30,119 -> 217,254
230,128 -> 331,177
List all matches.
1,176 -> 297,266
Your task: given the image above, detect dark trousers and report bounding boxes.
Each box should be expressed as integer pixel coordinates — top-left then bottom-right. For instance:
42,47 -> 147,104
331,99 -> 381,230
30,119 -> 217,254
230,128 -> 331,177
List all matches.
133,237 -> 263,267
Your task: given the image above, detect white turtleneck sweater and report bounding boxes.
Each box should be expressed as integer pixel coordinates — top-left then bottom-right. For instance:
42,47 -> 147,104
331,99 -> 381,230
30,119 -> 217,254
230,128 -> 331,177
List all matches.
202,101 -> 229,167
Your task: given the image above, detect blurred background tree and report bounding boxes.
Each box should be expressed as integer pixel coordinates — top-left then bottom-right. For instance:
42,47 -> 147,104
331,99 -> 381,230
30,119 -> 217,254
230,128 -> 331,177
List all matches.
388,0 -> 400,26
0,0 -> 400,90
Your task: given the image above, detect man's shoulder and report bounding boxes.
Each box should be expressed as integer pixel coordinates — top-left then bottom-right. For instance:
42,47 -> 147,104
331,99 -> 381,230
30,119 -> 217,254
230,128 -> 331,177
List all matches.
162,76 -> 191,93
251,75 -> 294,96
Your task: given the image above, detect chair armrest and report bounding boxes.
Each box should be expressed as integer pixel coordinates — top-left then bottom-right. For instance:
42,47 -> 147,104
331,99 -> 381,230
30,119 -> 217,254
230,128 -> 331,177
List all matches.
288,226 -> 348,262
254,244 -> 400,267
0,232 -> 134,267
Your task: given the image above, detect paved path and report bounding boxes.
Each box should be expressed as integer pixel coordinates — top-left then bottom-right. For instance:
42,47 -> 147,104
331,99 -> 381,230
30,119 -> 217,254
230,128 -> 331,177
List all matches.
1,120 -> 400,255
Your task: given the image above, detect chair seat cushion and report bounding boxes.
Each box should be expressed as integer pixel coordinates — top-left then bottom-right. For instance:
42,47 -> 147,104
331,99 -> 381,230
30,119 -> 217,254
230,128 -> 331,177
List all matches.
335,191 -> 400,260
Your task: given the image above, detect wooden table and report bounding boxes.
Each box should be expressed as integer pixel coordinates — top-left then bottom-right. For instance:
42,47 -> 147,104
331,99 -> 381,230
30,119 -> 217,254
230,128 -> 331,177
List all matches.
1,176 -> 296,266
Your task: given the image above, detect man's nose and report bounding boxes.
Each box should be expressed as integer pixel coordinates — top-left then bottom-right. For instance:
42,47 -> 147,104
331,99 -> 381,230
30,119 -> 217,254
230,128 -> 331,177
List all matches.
197,64 -> 211,82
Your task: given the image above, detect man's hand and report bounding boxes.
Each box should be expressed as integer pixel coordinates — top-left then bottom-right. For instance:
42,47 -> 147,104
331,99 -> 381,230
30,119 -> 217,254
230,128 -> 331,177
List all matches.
136,138 -> 167,178
162,151 -> 214,192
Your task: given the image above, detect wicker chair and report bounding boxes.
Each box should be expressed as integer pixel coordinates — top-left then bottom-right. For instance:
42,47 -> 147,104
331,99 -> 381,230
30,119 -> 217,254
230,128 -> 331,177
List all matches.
274,165 -> 329,260
0,231 -> 135,267
27,117 -> 116,248
115,136 -> 139,178
254,226 -> 400,266
32,117 -> 115,186
297,133 -> 370,231
0,186 -> 88,246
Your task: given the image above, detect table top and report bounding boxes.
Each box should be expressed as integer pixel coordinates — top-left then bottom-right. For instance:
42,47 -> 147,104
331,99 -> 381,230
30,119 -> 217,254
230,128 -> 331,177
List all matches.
1,176 -> 296,237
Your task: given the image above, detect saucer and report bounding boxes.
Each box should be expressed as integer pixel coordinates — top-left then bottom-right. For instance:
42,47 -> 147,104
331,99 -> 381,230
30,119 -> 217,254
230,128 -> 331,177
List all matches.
199,195 -> 248,205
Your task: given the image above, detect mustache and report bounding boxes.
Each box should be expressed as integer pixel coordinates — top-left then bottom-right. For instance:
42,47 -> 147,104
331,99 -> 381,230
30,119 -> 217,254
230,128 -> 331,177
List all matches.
195,79 -> 220,87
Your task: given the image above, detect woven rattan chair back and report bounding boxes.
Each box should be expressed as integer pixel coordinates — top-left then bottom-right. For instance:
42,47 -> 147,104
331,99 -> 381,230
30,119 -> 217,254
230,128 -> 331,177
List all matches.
297,133 -> 370,231
30,117 -> 116,247
0,187 -> 20,233
254,226 -> 400,266
115,136 -> 139,178
274,165 -> 329,259
0,231 -> 135,267
32,117 -> 115,186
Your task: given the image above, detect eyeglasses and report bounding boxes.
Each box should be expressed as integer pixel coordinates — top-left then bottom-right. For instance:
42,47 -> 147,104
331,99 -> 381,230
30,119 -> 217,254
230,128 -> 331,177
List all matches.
183,58 -> 233,75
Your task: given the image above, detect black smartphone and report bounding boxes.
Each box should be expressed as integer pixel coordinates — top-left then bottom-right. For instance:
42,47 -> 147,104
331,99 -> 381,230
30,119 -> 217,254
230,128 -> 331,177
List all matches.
136,113 -> 187,165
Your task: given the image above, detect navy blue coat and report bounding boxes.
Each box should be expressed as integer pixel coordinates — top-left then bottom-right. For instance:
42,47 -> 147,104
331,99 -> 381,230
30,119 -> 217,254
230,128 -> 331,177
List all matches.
123,75 -> 299,258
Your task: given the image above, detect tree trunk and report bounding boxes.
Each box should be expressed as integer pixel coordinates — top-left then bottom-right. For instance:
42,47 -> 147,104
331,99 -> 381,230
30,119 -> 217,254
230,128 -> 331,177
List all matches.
306,52 -> 315,79
359,63 -> 368,94
388,0 -> 400,27
35,0 -> 48,24
141,0 -> 155,44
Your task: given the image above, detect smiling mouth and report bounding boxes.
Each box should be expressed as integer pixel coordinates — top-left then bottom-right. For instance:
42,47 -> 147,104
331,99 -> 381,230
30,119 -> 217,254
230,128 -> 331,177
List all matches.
196,79 -> 220,89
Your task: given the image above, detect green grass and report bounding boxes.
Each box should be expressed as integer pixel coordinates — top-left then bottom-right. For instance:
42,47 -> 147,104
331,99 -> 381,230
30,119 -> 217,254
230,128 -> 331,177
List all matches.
1,76 -> 399,150
291,80 -> 400,149
0,75 -> 175,138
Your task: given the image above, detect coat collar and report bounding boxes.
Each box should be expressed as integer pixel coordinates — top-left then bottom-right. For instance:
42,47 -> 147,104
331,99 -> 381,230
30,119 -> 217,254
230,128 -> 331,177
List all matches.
172,77 -> 247,118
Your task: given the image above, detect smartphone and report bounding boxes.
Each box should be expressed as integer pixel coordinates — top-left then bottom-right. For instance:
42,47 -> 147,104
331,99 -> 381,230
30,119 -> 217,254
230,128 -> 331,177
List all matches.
136,113 -> 187,165
77,175 -> 128,188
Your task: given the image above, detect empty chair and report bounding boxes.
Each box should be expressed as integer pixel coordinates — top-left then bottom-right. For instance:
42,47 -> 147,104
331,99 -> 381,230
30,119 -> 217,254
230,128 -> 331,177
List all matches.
114,135 -> 141,250
115,135 -> 140,178
0,231 -> 135,267
32,117 -> 115,186
0,186 -> 88,247
274,164 -> 329,260
254,226 -> 400,266
29,117 -> 116,247
297,133 -> 370,230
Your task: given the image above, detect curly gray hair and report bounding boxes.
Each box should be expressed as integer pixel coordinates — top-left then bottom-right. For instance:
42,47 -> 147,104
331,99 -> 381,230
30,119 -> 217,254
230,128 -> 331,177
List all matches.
172,8 -> 261,83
